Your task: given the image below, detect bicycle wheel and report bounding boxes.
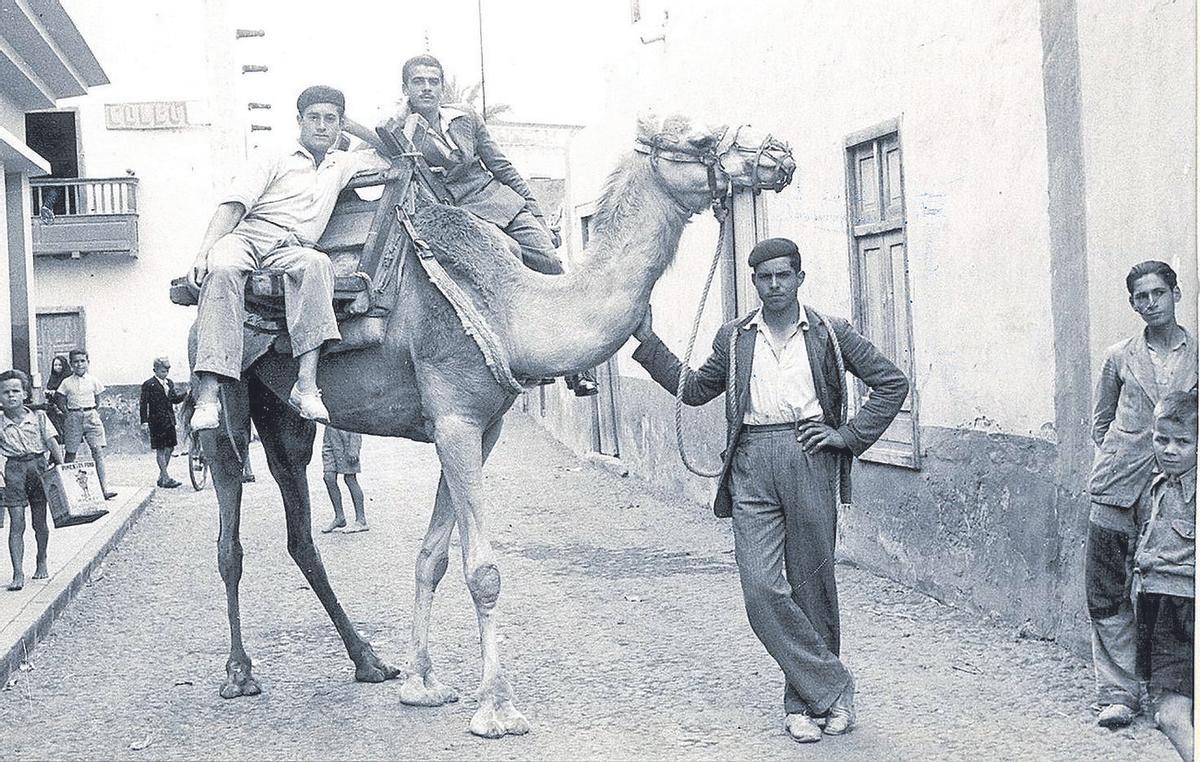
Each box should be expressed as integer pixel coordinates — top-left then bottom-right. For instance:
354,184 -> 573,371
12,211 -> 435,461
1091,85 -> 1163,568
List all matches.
189,441 -> 209,491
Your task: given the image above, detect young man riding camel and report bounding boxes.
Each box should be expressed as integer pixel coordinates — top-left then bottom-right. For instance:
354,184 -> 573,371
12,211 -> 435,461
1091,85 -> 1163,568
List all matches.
347,54 -> 598,396
188,86 -> 389,430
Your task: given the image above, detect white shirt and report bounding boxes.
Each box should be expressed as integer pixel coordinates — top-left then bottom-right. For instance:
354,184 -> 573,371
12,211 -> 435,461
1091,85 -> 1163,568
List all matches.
743,308 -> 824,425
57,373 -> 105,410
222,142 -> 389,244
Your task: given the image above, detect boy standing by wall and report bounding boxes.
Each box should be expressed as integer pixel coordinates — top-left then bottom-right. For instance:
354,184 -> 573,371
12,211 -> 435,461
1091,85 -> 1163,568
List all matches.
1087,261 -> 1196,727
0,370 -> 65,591
1134,390 -> 1196,762
57,350 -> 117,500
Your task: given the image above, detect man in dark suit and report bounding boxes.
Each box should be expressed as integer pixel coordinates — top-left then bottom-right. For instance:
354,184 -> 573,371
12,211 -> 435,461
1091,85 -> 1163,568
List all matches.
1086,260 -> 1196,729
139,357 -> 187,488
631,238 -> 908,744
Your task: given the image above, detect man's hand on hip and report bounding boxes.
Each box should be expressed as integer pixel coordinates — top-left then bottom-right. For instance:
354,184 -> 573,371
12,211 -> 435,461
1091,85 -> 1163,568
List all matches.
795,421 -> 848,453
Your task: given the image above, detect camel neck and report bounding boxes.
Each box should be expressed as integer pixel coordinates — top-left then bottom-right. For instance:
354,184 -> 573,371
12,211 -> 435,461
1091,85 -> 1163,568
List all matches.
510,158 -> 699,375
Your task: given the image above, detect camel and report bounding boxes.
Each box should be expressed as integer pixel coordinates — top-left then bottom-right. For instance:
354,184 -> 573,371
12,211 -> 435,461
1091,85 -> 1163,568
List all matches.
194,114 -> 795,738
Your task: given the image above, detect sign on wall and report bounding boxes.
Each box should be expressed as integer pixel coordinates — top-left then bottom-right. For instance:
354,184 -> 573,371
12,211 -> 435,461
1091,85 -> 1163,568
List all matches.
105,101 -> 189,130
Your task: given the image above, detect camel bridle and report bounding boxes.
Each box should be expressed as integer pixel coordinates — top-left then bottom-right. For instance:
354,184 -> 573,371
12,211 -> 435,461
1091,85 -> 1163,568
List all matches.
634,125 -> 794,218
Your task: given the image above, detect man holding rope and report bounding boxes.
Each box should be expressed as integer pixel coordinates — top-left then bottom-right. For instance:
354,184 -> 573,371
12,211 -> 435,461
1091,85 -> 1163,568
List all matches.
630,237 -> 908,743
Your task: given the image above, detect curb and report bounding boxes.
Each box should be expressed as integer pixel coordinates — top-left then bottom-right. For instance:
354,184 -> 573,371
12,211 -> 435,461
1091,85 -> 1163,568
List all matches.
0,487 -> 155,686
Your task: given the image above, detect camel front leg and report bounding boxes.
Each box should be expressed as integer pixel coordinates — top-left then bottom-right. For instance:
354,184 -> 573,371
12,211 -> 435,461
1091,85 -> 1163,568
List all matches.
248,375 -> 400,684
399,473 -> 459,706
433,416 -> 528,738
402,419 -> 504,708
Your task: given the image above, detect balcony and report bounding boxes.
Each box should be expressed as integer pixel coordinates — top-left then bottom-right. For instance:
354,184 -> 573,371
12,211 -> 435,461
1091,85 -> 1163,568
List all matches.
30,177 -> 139,258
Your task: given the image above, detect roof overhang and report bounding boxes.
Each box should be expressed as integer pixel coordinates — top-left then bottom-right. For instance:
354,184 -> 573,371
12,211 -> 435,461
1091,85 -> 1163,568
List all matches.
0,122 -> 51,176
0,0 -> 107,109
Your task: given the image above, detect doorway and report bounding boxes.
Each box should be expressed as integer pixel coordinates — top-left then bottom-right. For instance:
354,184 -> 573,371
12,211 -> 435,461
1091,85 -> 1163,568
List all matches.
25,110 -> 80,215
35,309 -> 85,384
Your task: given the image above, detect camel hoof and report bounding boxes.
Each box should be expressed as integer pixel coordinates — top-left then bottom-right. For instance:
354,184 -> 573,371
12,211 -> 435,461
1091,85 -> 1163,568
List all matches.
399,672 -> 460,706
353,647 -> 402,683
470,700 -> 530,738
219,661 -> 261,699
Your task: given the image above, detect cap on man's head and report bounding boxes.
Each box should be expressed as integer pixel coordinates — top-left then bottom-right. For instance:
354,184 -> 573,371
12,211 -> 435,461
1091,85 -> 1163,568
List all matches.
748,237 -> 801,269
296,85 -> 345,116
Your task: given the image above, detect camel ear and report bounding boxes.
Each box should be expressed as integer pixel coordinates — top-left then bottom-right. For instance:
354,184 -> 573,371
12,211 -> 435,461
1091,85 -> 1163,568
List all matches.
636,113 -> 661,142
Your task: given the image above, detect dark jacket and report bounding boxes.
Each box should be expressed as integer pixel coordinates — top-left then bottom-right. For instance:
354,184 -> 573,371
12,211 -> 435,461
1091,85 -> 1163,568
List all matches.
1089,329 -> 1197,508
406,105 -> 543,227
632,306 -> 909,518
139,376 -> 186,435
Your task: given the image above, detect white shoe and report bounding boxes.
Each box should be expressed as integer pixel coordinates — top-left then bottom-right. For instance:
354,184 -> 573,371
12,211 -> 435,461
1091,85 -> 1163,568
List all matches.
192,400 -> 221,431
785,713 -> 823,743
289,384 -> 330,423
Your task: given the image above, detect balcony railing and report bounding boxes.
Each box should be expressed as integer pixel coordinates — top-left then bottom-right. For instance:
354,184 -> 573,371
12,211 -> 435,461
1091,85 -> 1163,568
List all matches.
30,176 -> 139,257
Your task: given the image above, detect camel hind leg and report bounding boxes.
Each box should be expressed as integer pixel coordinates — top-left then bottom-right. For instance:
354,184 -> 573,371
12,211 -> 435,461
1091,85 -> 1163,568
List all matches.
205,381 -> 261,699
246,373 -> 400,684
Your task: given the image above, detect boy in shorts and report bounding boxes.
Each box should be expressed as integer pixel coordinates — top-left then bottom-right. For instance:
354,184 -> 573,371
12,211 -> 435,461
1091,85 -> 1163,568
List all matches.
321,426 -> 367,534
57,349 -> 116,500
1133,389 -> 1196,761
0,369 -> 64,590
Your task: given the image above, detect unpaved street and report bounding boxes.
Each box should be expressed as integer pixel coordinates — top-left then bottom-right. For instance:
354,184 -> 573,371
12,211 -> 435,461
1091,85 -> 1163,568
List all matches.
0,415 -> 1177,760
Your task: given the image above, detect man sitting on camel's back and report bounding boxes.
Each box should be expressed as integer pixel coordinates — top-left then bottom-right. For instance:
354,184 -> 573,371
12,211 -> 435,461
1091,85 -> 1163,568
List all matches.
189,86 -> 389,430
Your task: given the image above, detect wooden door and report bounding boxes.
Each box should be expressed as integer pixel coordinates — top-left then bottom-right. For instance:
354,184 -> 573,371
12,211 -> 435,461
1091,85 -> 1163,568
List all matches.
35,310 -> 84,382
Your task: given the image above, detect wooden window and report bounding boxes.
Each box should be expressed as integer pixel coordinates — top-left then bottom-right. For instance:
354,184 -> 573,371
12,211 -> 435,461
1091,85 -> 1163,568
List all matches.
845,122 -> 920,468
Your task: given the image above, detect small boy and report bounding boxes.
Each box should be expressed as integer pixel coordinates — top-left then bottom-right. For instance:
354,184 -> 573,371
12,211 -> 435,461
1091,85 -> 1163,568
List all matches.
1134,389 -> 1196,762
321,426 -> 367,534
0,369 -> 64,591
57,349 -> 116,500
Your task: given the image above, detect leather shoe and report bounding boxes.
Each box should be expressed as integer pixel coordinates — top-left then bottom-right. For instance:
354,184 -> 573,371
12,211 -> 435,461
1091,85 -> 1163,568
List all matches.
784,712 -> 823,743
289,384 -> 330,424
103,492 -> 118,501
191,400 -> 221,431
824,673 -> 856,735
566,374 -> 600,397
158,477 -> 182,489
1097,703 -> 1135,728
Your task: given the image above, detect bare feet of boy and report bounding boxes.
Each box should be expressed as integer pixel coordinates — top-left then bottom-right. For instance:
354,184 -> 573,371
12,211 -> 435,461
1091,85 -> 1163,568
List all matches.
321,518 -> 346,534
32,564 -> 48,580
7,575 -> 24,591
340,521 -> 369,534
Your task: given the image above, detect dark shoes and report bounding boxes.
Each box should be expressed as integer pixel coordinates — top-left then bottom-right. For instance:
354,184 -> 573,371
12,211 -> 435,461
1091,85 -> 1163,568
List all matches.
157,477 -> 182,489
103,492 -> 118,501
565,373 -> 599,397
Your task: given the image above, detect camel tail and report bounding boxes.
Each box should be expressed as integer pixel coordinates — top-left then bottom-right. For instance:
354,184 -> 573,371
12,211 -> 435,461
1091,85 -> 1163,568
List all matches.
179,393 -> 196,451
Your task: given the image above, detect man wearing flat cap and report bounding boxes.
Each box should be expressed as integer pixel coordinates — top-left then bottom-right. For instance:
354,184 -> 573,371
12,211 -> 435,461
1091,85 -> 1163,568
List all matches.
188,85 -> 390,430
631,237 -> 908,744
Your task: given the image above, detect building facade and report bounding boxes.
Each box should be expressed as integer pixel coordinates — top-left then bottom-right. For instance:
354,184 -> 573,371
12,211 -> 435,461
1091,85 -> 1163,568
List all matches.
0,0 -> 107,383
532,0 -> 1197,650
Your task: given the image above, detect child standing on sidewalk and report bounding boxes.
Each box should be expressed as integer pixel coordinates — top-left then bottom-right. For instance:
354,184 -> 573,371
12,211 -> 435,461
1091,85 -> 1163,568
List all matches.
1134,389 -> 1196,762
57,349 -> 116,500
320,426 -> 368,534
0,370 -> 64,591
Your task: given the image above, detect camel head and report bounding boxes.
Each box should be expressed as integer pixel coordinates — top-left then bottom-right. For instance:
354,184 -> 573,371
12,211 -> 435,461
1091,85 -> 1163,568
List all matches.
634,114 -> 796,214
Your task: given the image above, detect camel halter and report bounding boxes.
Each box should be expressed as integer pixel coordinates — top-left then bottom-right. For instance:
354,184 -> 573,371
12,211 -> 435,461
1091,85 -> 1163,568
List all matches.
635,127 -> 796,477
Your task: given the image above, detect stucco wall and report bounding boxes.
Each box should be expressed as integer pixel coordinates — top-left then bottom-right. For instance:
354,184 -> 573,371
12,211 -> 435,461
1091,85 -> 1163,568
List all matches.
1076,0 -> 1198,361
530,0 -> 1129,649
33,0 -> 241,386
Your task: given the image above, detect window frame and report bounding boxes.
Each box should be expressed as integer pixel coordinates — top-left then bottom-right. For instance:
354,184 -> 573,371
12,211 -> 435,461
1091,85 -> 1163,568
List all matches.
843,120 -> 921,469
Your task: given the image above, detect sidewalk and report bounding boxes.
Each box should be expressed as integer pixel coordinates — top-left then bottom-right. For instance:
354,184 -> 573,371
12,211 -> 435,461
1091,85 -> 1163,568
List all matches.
0,454 -> 154,685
